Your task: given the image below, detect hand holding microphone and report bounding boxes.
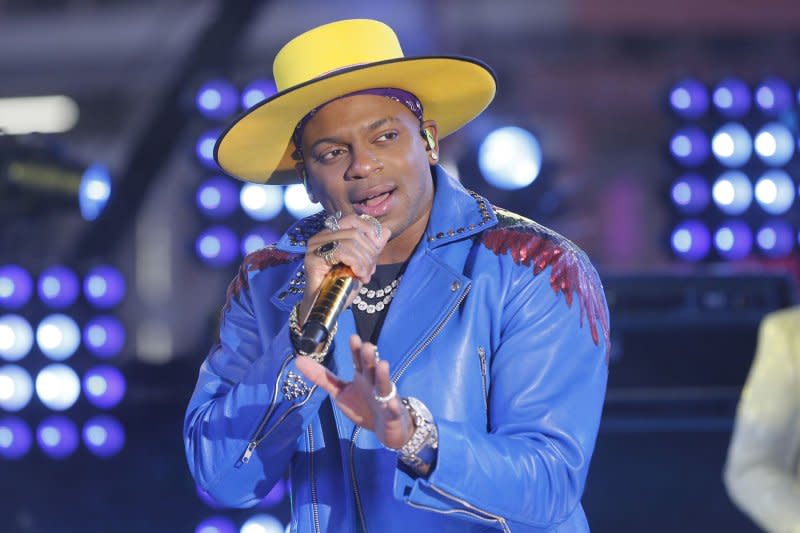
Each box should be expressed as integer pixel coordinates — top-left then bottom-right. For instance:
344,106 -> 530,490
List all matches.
297,213 -> 389,355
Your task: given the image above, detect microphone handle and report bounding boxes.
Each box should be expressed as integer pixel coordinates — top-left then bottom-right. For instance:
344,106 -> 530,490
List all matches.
298,264 -> 356,355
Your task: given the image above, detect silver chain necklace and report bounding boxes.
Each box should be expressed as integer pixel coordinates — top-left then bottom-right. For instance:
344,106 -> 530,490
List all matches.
353,276 -> 402,314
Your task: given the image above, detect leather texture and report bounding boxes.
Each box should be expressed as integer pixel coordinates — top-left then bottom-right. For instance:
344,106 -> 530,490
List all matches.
184,167 -> 610,532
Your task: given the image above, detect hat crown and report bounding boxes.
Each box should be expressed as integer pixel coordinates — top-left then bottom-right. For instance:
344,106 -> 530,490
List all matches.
273,19 -> 404,92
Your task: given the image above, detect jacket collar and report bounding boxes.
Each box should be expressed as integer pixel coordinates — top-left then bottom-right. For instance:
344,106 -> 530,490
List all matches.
275,165 -> 497,254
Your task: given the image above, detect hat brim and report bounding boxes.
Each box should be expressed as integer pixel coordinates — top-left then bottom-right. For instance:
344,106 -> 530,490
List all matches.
214,55 -> 497,184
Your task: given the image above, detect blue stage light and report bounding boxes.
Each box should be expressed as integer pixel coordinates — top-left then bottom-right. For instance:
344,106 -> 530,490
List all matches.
0,265 -> 33,310
671,173 -> 710,214
712,171 -> 753,215
83,365 -> 125,409
195,516 -> 236,533
754,122 -> 795,167
240,514 -> 285,533
84,266 -> 126,309
196,80 -> 239,120
83,316 -> 126,359
195,226 -> 239,267
242,226 -> 280,256
35,364 -> 81,411
754,170 -> 795,215
711,123 -> 752,167
0,314 -> 34,362
38,266 -> 80,309
196,129 -> 222,169
0,416 -> 32,459
197,177 -> 239,219
0,364 -> 34,411
242,79 -> 277,110
669,78 -> 708,119
669,126 -> 709,167
478,126 -> 542,190
284,184 -> 323,219
36,314 -> 81,361
712,77 -> 751,119
82,415 -> 125,457
79,163 -> 112,221
756,220 -> 794,258
36,415 -> 79,459
755,77 -> 793,116
240,183 -> 283,221
714,220 -> 753,260
670,220 -> 710,262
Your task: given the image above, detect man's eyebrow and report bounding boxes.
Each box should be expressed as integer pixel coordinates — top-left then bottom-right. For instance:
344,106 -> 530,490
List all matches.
366,116 -> 400,131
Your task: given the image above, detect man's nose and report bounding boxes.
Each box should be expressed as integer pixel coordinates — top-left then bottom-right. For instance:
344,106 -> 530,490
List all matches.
344,146 -> 383,180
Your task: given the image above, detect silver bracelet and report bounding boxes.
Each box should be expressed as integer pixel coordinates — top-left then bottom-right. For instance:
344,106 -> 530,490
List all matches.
389,397 -> 438,471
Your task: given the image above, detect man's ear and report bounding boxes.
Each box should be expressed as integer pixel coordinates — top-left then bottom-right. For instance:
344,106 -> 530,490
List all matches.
295,163 -> 318,203
420,120 -> 439,162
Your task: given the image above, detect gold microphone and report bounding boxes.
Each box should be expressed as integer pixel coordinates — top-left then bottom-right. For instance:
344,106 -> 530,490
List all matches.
298,264 -> 356,355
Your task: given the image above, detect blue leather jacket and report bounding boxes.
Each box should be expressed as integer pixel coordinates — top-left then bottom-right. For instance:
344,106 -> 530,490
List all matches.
184,167 -> 610,532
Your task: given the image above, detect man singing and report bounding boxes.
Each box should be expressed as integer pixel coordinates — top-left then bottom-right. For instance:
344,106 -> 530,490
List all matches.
184,18 -> 610,532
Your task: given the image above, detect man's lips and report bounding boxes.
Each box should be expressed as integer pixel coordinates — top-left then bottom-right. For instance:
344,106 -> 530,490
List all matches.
352,187 -> 396,217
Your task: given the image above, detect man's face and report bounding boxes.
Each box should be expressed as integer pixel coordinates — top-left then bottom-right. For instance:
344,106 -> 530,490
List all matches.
300,94 -> 436,246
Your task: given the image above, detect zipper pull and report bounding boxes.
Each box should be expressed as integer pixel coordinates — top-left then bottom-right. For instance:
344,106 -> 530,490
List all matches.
242,441 -> 257,463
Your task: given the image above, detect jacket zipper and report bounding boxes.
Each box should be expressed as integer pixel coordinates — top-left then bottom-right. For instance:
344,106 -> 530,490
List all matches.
307,424 -> 321,533
350,285 -> 472,532
427,483 -> 511,532
477,346 -> 488,417
241,354 -> 315,464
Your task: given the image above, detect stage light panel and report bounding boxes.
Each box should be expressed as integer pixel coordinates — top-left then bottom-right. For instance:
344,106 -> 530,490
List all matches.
478,126 -> 542,190
0,265 -> 33,310
669,78 -> 708,119
83,316 -> 126,359
35,364 -> 81,411
0,314 -> 34,362
284,184 -> 322,219
712,171 -> 753,215
240,183 -> 283,221
36,415 -> 79,459
0,364 -> 34,411
84,266 -> 125,309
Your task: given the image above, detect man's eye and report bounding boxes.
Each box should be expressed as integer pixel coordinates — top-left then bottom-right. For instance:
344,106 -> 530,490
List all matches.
318,148 -> 345,162
376,131 -> 398,142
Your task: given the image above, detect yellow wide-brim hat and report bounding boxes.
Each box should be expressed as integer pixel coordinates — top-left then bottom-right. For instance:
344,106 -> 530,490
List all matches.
214,18 -> 497,184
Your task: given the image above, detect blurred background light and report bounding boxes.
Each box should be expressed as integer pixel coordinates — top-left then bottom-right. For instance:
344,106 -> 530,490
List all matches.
714,220 -> 753,260
79,163 -> 112,221
196,79 -> 239,120
82,366 -> 125,409
83,266 -> 126,309
0,416 -> 32,459
83,316 -> 126,359
712,171 -> 753,215
669,78 -> 708,119
82,415 -> 125,457
669,126 -> 709,167
240,183 -> 283,221
241,226 -> 280,256
0,95 -> 79,135
0,314 -> 34,362
195,129 -> 221,169
195,226 -> 239,267
478,126 -> 542,189
753,122 -> 795,166
755,76 -> 793,116
755,220 -> 795,258
36,314 -> 81,361
0,364 -> 34,411
36,415 -> 79,459
711,123 -> 752,167
284,184 -> 322,219
197,176 -> 239,219
37,266 -> 80,309
240,514 -> 284,533
670,220 -> 711,262
0,265 -> 33,310
671,173 -> 710,214
241,79 -> 277,110
195,516 -> 237,533
754,170 -> 795,215
711,77 -> 751,118
35,363 -> 81,411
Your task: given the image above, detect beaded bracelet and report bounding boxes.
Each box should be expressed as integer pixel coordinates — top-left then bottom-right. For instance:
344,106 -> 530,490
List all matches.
289,302 -> 337,363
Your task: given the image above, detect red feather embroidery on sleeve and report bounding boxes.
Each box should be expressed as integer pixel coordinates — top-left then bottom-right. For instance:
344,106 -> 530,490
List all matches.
223,247 -> 301,313
482,215 -> 610,361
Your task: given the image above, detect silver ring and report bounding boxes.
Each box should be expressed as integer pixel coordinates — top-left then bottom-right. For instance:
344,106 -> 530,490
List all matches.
374,381 -> 396,404
359,214 -> 382,240
314,240 -> 340,267
324,210 -> 342,232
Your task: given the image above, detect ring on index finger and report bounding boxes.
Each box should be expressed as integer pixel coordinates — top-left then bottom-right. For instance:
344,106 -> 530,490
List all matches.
314,240 -> 340,267
358,214 -> 382,240
324,210 -> 342,232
